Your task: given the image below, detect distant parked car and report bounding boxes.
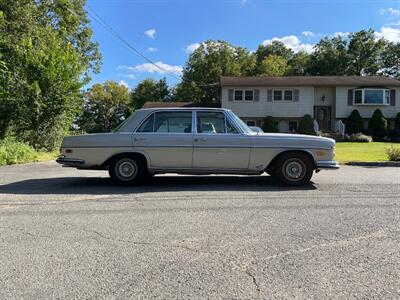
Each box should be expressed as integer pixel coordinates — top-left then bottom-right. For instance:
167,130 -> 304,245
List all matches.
249,126 -> 264,133
57,108 -> 338,186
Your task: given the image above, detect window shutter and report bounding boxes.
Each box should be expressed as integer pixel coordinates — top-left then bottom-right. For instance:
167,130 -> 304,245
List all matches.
228,89 -> 234,101
267,89 -> 273,102
294,89 -> 299,102
254,89 -> 260,101
347,89 -> 353,106
390,89 -> 396,106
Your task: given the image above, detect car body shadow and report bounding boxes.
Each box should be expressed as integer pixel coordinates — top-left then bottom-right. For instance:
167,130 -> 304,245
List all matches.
0,175 -> 317,195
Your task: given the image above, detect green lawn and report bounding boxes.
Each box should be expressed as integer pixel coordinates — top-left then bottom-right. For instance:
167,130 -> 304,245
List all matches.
335,142 -> 400,163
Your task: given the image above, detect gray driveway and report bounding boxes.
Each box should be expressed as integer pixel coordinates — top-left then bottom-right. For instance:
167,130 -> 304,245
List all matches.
0,162 -> 399,299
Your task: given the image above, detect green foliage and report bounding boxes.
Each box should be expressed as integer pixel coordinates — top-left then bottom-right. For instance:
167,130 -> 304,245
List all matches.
0,0 -> 100,150
346,109 -> 364,134
77,81 -> 131,133
258,55 -> 288,76
132,78 -> 171,108
395,112 -> 400,129
386,147 -> 400,161
180,40 -> 256,102
255,41 -> 294,63
262,116 -> 279,132
0,138 -> 37,165
298,114 -> 316,135
369,109 -> 388,139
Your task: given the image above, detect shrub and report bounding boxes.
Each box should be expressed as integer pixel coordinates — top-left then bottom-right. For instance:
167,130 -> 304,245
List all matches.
298,114 -> 316,135
0,138 -> 38,166
369,109 -> 388,140
346,109 -> 364,134
262,116 -> 279,132
386,147 -> 400,161
395,112 -> 400,129
345,133 -> 373,143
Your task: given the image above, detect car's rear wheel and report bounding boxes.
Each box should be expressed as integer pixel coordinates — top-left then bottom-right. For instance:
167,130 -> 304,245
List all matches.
275,152 -> 314,186
109,156 -> 146,185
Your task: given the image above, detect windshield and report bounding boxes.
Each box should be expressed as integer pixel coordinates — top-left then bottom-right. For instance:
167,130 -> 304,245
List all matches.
112,112 -> 137,132
227,110 -> 254,134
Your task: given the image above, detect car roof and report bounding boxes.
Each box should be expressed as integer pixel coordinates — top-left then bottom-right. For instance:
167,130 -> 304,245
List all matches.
137,107 -> 230,112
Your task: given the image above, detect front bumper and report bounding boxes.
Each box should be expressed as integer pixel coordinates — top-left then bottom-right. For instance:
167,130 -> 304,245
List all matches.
56,156 -> 85,167
316,160 -> 340,169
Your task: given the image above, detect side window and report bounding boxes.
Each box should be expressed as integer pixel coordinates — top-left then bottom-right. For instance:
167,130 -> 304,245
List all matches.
153,112 -> 192,133
197,112 -> 238,134
137,114 -> 154,132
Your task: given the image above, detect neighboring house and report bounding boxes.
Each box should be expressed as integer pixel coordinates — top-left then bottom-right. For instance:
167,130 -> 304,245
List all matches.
221,76 -> 400,133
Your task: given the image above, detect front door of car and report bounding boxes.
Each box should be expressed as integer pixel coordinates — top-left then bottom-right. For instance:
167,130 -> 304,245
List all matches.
133,111 -> 193,168
192,111 -> 251,169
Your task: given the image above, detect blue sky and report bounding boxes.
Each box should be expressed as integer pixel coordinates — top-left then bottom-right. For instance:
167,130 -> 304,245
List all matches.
87,0 -> 400,88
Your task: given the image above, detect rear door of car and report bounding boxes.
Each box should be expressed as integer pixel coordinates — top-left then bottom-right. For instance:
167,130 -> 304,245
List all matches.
192,111 -> 251,170
133,110 -> 193,168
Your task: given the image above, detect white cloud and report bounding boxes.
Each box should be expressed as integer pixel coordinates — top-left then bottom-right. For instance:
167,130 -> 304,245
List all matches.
302,31 -> 314,37
375,26 -> 400,42
262,35 -> 314,53
119,80 -> 128,88
333,31 -> 350,38
185,42 -> 201,53
118,73 -> 136,79
148,47 -> 158,52
386,21 -> 400,26
119,61 -> 183,75
145,29 -> 156,39
380,8 -> 400,15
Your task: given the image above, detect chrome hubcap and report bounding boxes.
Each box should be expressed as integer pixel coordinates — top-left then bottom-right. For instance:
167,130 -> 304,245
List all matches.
117,160 -> 137,180
284,159 -> 305,181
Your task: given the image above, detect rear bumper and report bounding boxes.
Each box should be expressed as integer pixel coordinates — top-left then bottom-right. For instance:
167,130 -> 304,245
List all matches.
56,156 -> 85,167
316,160 -> 340,169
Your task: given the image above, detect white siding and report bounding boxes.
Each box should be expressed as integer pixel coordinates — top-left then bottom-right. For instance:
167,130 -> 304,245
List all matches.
221,86 -> 314,118
335,86 -> 400,119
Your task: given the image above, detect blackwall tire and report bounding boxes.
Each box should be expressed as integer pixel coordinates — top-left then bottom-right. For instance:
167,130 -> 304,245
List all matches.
276,153 -> 314,186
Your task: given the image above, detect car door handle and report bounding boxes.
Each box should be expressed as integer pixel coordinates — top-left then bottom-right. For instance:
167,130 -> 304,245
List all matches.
194,137 -> 207,142
134,137 -> 146,141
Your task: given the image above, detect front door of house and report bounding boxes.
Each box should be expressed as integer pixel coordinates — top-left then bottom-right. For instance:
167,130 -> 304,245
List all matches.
314,106 -> 331,131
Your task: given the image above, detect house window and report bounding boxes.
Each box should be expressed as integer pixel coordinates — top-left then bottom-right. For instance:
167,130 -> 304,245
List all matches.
289,121 -> 298,132
234,90 -> 243,101
246,120 -> 256,126
284,90 -> 293,101
274,89 -> 293,101
354,89 -> 390,105
273,90 -> 282,101
245,90 -> 254,101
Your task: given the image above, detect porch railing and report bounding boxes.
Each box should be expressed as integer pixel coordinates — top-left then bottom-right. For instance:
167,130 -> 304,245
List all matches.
313,120 -> 320,135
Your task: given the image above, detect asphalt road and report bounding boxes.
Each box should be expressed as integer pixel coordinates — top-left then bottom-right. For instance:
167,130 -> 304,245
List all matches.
0,162 -> 399,299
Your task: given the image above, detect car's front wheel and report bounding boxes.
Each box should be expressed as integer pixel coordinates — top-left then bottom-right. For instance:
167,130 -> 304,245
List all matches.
275,152 -> 314,186
109,156 -> 146,185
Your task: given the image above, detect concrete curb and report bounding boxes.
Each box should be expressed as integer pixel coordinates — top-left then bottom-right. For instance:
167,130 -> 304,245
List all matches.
345,161 -> 400,167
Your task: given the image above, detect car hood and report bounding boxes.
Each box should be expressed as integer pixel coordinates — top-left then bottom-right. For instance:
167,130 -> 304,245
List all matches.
250,133 -> 335,150
61,132 -> 131,148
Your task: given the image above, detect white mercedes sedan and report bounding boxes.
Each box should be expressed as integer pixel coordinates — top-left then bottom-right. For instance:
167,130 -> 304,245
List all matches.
57,108 -> 338,186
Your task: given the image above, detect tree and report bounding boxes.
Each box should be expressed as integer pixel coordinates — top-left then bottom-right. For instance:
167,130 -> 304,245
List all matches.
254,41 -> 294,64
346,109 -> 364,134
287,51 -> 311,75
298,114 -> 316,135
180,40 -> 255,102
0,0 -> 101,149
380,42 -> 400,79
258,55 -> 288,76
347,29 -> 384,76
368,109 -> 388,139
131,78 -> 171,108
171,81 -> 203,102
262,116 -> 279,132
77,81 -> 131,133
308,36 -> 348,75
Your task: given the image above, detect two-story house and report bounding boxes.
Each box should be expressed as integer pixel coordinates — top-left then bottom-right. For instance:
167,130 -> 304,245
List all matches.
221,76 -> 400,133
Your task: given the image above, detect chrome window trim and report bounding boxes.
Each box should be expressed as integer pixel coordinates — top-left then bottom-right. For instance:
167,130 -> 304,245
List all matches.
193,110 -> 242,135
134,110 -> 194,134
